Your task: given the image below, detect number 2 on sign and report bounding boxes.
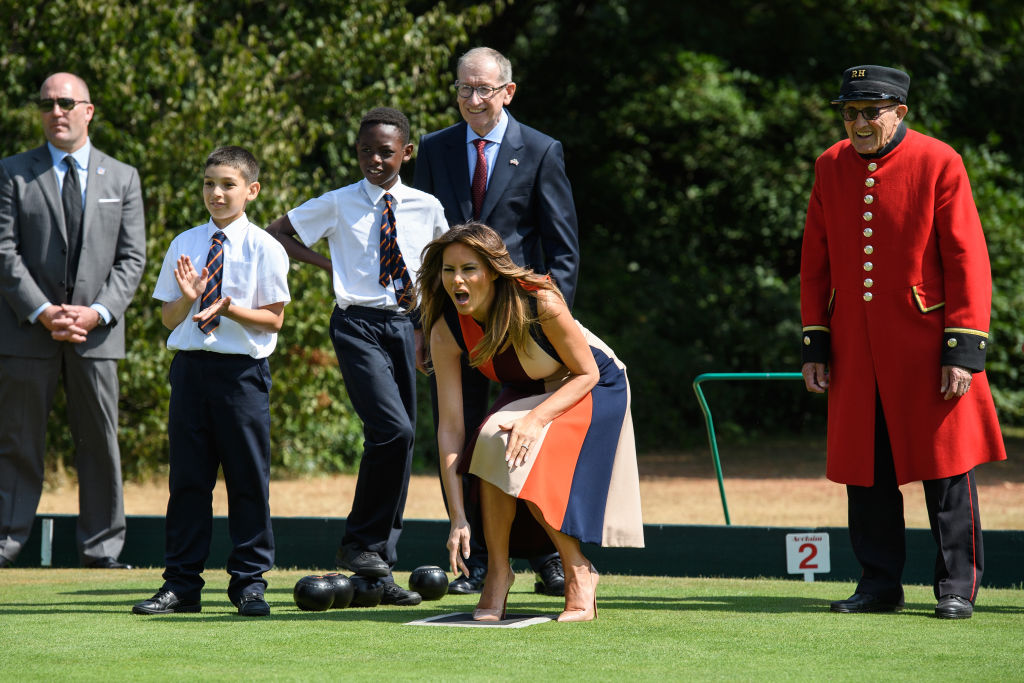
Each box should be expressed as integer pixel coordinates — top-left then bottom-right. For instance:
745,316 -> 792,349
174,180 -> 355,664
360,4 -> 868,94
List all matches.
785,533 -> 830,580
798,542 -> 818,570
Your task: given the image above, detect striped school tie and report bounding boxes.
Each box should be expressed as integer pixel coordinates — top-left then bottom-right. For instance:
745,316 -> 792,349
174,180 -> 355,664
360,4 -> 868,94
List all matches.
198,230 -> 225,334
378,193 -> 412,308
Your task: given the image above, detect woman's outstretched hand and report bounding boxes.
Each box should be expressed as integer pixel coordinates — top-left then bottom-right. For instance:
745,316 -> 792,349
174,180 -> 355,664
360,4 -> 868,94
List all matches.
447,518 -> 471,576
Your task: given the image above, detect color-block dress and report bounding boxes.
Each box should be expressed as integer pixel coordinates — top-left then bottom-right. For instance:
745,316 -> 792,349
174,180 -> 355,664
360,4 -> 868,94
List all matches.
444,300 -> 644,550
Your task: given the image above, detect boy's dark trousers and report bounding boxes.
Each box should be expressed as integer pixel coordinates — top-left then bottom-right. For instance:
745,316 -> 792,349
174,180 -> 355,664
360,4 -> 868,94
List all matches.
162,350 -> 275,604
329,305 -> 416,572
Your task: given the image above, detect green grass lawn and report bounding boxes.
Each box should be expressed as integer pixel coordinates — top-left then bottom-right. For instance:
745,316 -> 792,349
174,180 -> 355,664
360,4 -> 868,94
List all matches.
1,569 -> 1022,681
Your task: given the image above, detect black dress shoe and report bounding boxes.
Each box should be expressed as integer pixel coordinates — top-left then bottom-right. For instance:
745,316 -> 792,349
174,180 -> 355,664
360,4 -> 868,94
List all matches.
85,557 -> 133,569
132,589 -> 201,615
381,581 -> 422,606
237,592 -> 271,617
830,592 -> 903,613
935,594 -> 973,619
448,566 -> 487,594
336,546 -> 389,578
534,556 -> 565,596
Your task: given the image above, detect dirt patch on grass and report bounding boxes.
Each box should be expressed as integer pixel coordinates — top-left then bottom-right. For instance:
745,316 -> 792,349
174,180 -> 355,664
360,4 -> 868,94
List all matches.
37,437 -> 1024,530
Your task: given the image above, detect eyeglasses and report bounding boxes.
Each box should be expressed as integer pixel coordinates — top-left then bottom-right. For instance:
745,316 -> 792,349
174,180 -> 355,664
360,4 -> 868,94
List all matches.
453,82 -> 509,100
37,98 -> 90,112
839,103 -> 898,122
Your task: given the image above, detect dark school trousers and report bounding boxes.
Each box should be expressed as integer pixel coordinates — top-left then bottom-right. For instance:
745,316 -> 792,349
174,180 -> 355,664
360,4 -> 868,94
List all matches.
847,394 -> 984,604
162,351 -> 275,604
330,306 -> 416,571
430,358 -> 558,574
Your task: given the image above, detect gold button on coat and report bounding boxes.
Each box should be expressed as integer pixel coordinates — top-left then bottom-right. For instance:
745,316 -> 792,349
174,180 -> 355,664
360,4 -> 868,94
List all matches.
979,341 -> 986,350
863,228 -> 873,237
864,245 -> 874,255
864,195 -> 874,204
947,338 -> 958,348
868,162 -> 878,171
865,178 -> 875,187
864,278 -> 873,287
863,211 -> 873,221
863,262 -> 874,271
863,292 -> 873,301
803,336 -> 811,346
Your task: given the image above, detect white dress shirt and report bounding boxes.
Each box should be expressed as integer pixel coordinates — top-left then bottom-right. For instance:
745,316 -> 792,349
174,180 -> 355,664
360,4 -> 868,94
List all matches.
153,214 -> 290,358
287,177 -> 448,311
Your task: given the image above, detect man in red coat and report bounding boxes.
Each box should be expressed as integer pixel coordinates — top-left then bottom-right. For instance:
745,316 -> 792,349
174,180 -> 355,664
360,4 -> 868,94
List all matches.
800,65 -> 1006,619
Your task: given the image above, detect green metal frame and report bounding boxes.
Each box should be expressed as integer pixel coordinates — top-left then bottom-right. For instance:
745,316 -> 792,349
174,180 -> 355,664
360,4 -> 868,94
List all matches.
692,372 -> 804,525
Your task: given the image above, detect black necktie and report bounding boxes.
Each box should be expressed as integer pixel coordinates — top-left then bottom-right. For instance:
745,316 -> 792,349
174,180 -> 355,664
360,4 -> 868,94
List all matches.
199,231 -> 225,334
378,193 -> 412,308
62,156 -> 83,292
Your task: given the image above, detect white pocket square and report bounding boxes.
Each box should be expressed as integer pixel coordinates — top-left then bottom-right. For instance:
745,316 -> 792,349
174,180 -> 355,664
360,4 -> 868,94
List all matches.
97,198 -> 121,203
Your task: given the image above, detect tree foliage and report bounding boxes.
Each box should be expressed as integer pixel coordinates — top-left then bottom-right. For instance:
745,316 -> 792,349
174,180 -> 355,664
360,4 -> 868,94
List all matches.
1,0 -> 1021,476
479,0 -> 1024,447
0,0 -> 504,476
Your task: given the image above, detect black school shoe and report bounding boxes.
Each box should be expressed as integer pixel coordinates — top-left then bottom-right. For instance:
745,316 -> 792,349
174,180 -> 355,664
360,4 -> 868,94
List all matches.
132,588 -> 201,615
237,592 -> 271,617
336,545 -> 389,578
534,556 -> 566,596
448,566 -> 487,594
380,581 -> 422,606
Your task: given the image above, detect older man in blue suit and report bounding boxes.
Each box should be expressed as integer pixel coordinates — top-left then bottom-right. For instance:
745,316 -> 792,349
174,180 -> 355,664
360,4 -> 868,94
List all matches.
0,72 -> 146,569
414,47 -> 580,597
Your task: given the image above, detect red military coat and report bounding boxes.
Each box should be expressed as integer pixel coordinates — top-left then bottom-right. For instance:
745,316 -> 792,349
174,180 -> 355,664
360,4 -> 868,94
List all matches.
800,127 -> 1006,486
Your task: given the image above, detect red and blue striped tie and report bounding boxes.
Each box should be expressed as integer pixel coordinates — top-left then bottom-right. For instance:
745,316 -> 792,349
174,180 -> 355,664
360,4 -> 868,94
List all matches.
378,193 -> 411,308
199,230 -> 225,334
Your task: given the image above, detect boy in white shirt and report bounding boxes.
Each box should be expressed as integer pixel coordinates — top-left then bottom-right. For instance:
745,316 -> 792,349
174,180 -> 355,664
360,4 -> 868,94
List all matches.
267,108 -> 447,606
134,146 -> 290,617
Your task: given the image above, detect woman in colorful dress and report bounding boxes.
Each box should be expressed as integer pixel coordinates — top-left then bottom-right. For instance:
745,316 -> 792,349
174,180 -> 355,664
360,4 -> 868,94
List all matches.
416,222 -> 643,623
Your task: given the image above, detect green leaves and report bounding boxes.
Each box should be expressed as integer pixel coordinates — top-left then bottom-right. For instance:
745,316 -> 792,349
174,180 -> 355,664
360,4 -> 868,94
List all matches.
0,0 -> 500,475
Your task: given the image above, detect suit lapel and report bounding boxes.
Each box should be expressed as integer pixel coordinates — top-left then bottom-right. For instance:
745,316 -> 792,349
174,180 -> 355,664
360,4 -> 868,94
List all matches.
83,147 -> 106,244
30,147 -> 68,244
479,112 -> 524,223
442,123 -> 474,222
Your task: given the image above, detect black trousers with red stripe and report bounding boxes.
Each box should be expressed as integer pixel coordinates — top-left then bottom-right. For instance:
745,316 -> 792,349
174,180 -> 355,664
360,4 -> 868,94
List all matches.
847,395 -> 984,604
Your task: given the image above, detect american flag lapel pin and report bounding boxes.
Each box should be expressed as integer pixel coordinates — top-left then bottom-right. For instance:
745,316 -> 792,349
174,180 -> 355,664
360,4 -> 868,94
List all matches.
510,158 -> 519,166
97,166 -> 106,175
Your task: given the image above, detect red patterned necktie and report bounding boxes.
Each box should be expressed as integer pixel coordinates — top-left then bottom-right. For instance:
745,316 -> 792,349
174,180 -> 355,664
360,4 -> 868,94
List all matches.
198,230 -> 225,334
378,193 -> 412,307
471,138 -> 487,220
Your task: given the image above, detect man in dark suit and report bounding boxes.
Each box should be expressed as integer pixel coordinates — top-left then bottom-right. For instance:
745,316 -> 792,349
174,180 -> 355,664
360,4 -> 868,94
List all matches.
0,72 -> 146,569
414,47 -> 580,596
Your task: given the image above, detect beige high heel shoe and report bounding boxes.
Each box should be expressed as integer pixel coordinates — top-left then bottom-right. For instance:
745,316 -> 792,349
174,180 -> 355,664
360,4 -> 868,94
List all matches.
473,571 -> 515,621
557,565 -> 599,623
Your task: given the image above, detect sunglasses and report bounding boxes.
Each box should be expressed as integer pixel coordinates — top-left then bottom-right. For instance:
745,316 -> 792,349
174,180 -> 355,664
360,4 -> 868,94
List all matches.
37,98 -> 90,112
839,103 -> 898,122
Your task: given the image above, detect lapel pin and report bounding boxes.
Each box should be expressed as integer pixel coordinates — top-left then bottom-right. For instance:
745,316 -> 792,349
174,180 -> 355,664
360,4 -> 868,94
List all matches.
97,166 -> 106,175
509,158 -> 519,166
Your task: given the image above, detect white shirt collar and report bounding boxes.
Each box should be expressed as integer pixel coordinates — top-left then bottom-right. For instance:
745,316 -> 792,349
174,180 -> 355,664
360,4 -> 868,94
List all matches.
360,176 -> 408,206
207,213 -> 250,241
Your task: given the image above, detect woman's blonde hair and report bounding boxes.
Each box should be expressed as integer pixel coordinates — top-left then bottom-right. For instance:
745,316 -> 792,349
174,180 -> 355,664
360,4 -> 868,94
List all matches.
416,222 -> 564,367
